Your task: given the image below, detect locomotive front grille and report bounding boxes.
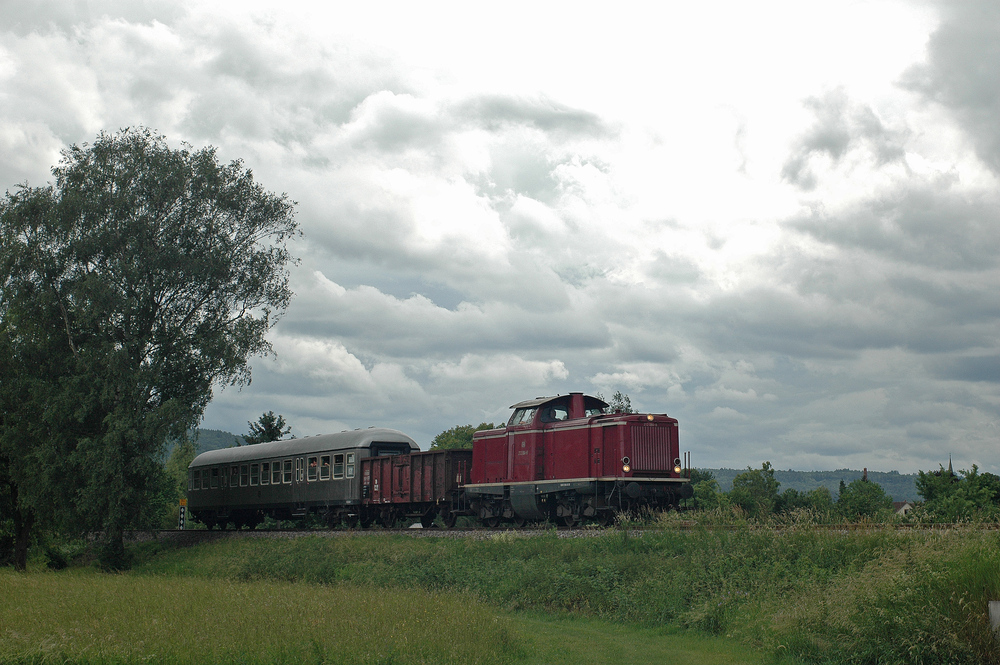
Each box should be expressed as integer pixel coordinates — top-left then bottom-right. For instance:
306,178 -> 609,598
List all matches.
630,425 -> 672,472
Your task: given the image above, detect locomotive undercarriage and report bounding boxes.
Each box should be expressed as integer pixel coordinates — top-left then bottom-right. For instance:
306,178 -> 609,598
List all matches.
464,478 -> 692,528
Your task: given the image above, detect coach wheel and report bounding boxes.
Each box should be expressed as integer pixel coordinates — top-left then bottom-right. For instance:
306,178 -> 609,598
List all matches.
442,511 -> 458,529
482,516 -> 501,528
562,514 -> 577,528
513,516 -> 528,528
597,511 -> 616,527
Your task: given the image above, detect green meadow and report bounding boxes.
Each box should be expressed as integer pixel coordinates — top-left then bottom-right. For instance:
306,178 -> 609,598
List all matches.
4,524 -> 1000,664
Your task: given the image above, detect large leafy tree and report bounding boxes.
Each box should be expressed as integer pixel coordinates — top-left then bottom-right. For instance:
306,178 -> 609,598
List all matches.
0,127 -> 298,569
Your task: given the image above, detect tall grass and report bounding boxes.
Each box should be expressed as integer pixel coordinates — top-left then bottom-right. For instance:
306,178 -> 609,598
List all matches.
0,569 -> 524,664
135,526 -> 1000,664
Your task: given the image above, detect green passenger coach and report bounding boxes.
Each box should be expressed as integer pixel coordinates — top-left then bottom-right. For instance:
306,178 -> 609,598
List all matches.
187,428 -> 418,529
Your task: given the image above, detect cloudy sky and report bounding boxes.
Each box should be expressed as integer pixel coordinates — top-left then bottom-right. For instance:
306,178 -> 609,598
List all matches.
3,0 -> 998,473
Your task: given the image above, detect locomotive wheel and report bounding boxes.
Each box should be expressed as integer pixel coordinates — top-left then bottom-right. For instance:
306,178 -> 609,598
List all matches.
345,515 -> 359,529
359,513 -> 373,529
380,511 -> 397,529
420,510 -> 436,529
442,512 -> 458,529
597,511 -> 616,527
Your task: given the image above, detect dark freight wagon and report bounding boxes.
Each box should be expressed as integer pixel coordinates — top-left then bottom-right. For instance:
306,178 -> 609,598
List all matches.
361,449 -> 473,527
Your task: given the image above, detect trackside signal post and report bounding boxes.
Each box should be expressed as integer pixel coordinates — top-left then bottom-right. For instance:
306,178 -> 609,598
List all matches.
178,498 -> 187,529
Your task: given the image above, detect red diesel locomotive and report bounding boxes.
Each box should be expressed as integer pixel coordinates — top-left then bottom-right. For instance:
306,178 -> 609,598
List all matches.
459,392 -> 691,526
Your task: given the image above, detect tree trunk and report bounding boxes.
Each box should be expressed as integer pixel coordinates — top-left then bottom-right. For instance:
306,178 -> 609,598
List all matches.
12,497 -> 33,572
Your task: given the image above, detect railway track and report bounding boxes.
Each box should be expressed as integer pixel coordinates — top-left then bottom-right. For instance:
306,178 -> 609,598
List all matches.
139,521 -> 1000,545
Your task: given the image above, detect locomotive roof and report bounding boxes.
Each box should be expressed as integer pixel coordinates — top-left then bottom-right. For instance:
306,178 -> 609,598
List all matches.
188,427 -> 418,468
509,394 -> 609,409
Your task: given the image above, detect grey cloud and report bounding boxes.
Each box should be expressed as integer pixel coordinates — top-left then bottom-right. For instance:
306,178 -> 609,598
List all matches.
0,0 -> 183,36
454,94 -> 611,138
782,88 -> 908,190
930,355 -> 1000,383
903,0 -> 1000,172
789,186 -> 1000,271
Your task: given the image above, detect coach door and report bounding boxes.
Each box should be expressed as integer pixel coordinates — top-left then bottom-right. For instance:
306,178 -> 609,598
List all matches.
292,457 -> 306,503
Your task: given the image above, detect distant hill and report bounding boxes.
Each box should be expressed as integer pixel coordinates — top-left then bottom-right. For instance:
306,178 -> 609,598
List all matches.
192,428 -> 245,452
702,468 -> 919,502
162,428 -> 244,460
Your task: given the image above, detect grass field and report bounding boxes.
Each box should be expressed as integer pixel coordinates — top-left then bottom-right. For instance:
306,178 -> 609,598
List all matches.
6,525 -> 1000,664
0,569 -> 766,665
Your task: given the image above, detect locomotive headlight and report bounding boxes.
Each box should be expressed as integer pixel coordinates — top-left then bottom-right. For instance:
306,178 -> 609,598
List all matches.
646,414 -> 654,421
623,464 -> 630,473
622,456 -> 630,474
673,457 -> 682,474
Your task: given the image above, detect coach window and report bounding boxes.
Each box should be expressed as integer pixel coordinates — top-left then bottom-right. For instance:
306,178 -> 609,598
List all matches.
307,457 -> 318,482
190,469 -> 199,491
319,456 -> 331,480
282,459 -> 293,484
230,465 -> 239,487
250,463 -> 259,486
201,469 -> 209,490
211,467 -> 219,489
239,464 -> 248,487
273,461 -> 283,485
260,462 -> 270,486
334,454 -> 345,479
346,453 -> 356,479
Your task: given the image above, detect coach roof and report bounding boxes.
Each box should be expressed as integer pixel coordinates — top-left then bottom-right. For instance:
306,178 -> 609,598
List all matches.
188,428 -> 418,468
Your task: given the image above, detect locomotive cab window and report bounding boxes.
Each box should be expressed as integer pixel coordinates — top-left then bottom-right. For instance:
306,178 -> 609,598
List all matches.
346,453 -> 355,479
250,463 -> 259,486
508,408 -> 536,427
260,462 -> 269,486
282,459 -> 293,484
334,454 -> 344,479
319,456 -> 331,480
307,456 -> 318,482
211,467 -> 219,489
539,405 -> 569,422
